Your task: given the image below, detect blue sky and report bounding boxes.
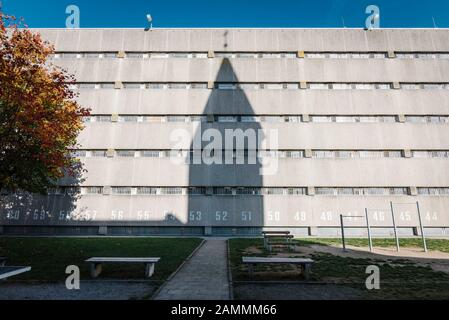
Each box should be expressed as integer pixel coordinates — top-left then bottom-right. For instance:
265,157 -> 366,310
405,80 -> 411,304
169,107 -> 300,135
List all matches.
2,0 -> 449,28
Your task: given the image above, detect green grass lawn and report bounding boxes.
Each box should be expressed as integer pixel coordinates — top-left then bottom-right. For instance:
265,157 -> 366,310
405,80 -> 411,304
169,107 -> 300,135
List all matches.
293,238 -> 449,253
229,238 -> 449,299
0,237 -> 202,281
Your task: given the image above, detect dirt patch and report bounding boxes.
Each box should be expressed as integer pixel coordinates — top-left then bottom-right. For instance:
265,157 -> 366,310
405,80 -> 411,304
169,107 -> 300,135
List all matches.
299,244 -> 449,275
243,246 -> 263,255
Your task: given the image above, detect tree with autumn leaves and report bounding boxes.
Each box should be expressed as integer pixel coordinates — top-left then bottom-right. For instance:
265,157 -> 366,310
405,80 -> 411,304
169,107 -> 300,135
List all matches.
0,13 -> 89,194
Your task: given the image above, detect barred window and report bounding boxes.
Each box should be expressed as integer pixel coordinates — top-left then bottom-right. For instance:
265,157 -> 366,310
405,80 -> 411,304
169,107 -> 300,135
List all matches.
96,115 -> 112,122
236,188 -> 261,195
66,187 -> 81,196
91,150 -> 106,157
316,188 -> 337,196
262,188 -> 285,195
136,187 -> 157,195
116,150 -> 135,157
71,150 -> 87,158
167,116 -> 187,123
214,187 -> 233,195
123,83 -> 142,89
85,187 -> 103,194
141,150 -> 162,158
218,83 -> 237,90
119,116 -> 139,122
161,187 -> 183,195
112,187 -> 132,195
188,187 -> 206,195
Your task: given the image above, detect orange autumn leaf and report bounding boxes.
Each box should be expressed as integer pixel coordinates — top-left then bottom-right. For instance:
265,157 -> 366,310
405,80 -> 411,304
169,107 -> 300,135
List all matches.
0,13 -> 90,194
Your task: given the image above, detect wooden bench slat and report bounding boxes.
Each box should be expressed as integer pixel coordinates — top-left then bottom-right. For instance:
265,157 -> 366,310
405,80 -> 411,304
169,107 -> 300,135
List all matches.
262,231 -> 290,235
242,257 -> 313,264
85,257 -> 160,263
0,266 -> 31,280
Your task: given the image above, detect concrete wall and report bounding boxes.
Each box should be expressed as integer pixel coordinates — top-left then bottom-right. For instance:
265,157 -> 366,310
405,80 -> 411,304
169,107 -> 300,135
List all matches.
1,28 -> 449,236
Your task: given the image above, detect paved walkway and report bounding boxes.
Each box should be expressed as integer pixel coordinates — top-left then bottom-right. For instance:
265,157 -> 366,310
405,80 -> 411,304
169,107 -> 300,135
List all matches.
154,239 -> 230,300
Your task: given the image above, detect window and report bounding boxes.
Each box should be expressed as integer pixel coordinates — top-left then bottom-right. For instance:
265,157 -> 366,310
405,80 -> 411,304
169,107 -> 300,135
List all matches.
116,150 -> 135,157
96,116 -> 112,122
137,187 -> 157,195
79,83 -> 96,89
161,187 -> 183,195
150,53 -> 169,58
332,83 -> 353,90
188,187 -> 206,195
263,188 -> 285,195
141,150 -> 161,158
167,116 -> 187,123
241,116 -> 259,123
218,83 -> 237,90
123,83 -> 142,89
85,187 -> 103,194
191,83 -> 207,89
265,84 -> 283,90
71,150 -> 87,158
168,83 -> 187,89
316,188 -> 337,196
103,53 -> 117,58
236,188 -> 261,195
309,83 -> 329,90
239,83 -> 258,90
355,84 -> 375,90
119,116 -> 139,122
112,187 -> 132,195
311,116 -> 332,123
217,116 -> 238,123
84,53 -> 99,59
147,83 -> 166,89
214,187 -> 233,195
127,53 -> 144,58
91,150 -> 106,157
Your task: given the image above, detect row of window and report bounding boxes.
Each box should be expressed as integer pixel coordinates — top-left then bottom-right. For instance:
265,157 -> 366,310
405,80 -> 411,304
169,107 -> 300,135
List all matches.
46,186 -> 449,196
70,149 -> 449,159
83,115 -> 449,124
50,52 -> 449,60
70,82 -> 449,90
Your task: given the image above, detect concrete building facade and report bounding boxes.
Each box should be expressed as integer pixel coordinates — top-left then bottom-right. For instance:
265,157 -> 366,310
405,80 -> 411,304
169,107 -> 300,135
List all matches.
1,28 -> 449,236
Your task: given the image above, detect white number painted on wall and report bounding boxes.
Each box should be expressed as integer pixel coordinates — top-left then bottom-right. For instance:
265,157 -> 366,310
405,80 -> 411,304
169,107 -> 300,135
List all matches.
294,211 -> 307,222
189,211 -> 202,221
137,210 -> 151,221
215,211 -> 228,221
241,211 -> 252,221
372,211 -> 385,221
33,208 -> 48,221
6,210 -> 20,221
399,211 -> 412,222
424,212 -> 438,221
111,210 -> 124,221
268,211 -> 280,222
320,211 -> 333,221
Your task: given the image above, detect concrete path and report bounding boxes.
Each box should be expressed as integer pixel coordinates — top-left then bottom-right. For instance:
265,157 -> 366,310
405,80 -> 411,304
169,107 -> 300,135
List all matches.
154,239 -> 230,300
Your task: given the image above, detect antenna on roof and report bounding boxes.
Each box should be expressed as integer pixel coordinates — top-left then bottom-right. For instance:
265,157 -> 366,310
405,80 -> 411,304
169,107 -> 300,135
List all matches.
146,14 -> 153,31
341,16 -> 346,28
432,16 -> 438,29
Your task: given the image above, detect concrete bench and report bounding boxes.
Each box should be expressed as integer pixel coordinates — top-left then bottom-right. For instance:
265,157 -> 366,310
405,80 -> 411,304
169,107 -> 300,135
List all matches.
0,257 -> 6,266
242,257 -> 314,280
0,266 -> 31,280
85,257 -> 160,278
263,234 -> 295,251
261,231 -> 290,236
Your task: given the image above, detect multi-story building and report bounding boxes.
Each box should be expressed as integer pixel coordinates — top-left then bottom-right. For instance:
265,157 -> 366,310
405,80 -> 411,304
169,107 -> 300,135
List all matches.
1,28 -> 449,237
